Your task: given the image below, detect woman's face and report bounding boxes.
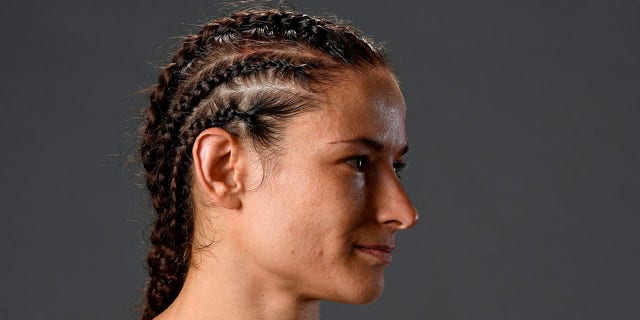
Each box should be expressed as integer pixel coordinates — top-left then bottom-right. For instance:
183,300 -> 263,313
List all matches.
234,67 -> 418,303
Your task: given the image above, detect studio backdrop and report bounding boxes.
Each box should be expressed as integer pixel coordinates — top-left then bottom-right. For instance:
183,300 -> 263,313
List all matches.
1,0 -> 638,319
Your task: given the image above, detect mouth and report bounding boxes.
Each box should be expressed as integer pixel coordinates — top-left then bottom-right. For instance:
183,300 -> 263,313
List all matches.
353,244 -> 395,264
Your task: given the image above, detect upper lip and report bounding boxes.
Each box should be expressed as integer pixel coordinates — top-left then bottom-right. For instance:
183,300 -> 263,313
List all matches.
354,244 -> 395,253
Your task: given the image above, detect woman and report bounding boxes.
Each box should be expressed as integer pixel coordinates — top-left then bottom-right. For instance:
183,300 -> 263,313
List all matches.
139,7 -> 418,320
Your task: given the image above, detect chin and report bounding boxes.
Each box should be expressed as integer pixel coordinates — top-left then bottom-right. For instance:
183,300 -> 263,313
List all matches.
329,275 -> 385,305
351,291 -> 384,304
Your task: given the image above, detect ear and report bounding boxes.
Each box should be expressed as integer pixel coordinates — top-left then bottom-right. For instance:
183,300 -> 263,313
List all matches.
192,127 -> 243,209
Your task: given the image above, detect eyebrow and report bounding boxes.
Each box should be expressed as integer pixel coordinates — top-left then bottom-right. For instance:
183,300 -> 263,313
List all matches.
328,137 -> 410,156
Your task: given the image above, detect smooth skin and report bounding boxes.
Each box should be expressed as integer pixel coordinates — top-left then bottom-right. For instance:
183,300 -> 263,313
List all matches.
156,68 -> 418,320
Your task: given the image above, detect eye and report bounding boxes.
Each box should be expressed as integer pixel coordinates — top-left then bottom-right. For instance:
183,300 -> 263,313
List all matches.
393,161 -> 407,178
346,155 -> 369,172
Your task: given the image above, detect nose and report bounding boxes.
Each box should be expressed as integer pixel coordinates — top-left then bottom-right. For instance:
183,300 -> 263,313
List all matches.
376,174 -> 418,230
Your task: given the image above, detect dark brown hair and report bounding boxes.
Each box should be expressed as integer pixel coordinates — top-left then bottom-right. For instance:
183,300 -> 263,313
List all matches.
139,7 -> 389,320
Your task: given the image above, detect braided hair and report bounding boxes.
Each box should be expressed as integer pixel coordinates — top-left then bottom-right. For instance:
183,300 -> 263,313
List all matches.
139,8 -> 389,320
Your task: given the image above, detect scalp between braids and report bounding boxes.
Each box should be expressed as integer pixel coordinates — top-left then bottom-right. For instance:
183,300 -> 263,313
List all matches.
139,8 -> 388,320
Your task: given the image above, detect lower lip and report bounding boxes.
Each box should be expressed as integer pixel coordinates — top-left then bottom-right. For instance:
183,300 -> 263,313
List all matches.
355,247 -> 393,264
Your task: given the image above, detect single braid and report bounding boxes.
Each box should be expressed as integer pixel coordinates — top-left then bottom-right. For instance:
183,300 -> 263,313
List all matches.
139,9 -> 388,320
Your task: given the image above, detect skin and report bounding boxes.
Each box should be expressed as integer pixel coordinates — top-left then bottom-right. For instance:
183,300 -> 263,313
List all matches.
156,67 -> 418,320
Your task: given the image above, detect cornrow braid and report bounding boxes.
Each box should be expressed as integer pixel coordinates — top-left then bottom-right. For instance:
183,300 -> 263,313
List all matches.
141,57 -> 315,320
167,57 -> 313,136
139,8 -> 388,320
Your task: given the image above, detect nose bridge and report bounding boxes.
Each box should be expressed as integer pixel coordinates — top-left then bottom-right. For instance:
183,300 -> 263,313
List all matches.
376,172 -> 418,230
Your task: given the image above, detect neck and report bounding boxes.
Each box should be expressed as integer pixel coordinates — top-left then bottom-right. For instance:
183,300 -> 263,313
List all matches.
154,251 -> 320,320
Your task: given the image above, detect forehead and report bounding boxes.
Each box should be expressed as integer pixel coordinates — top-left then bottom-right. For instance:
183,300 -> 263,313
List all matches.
302,67 -> 407,145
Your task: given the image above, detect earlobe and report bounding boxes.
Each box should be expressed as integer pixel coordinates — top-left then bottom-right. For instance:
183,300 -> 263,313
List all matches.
192,128 -> 243,209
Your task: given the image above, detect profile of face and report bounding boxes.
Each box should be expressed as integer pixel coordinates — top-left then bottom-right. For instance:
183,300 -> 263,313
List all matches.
222,67 -> 418,303
139,9 -> 417,319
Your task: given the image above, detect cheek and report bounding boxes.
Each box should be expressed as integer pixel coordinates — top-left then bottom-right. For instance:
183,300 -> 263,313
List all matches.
244,171 -> 324,250
240,155 -> 370,263
329,170 -> 367,219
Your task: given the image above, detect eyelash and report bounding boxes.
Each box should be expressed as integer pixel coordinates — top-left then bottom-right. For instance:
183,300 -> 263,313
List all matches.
393,161 -> 407,178
346,156 -> 407,178
347,156 -> 369,172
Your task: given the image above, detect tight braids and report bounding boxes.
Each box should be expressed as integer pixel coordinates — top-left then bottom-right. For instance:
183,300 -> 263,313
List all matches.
139,9 -> 387,320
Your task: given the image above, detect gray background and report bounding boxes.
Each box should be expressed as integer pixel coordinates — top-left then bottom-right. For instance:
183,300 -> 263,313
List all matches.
1,0 -> 638,319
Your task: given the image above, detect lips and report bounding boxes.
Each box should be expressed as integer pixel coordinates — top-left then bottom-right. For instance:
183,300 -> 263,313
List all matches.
354,244 -> 395,264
